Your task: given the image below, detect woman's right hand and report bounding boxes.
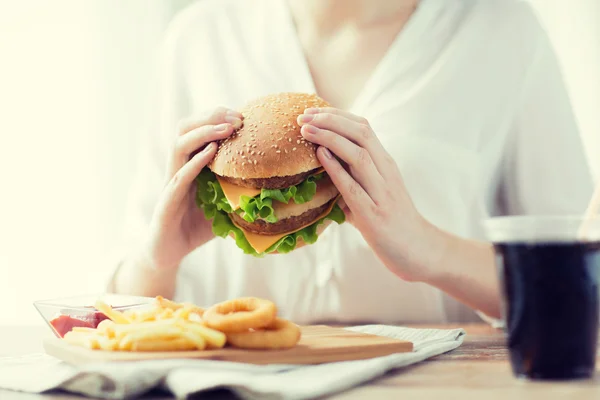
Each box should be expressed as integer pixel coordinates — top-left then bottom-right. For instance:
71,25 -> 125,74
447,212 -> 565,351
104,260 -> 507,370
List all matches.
142,106 -> 243,271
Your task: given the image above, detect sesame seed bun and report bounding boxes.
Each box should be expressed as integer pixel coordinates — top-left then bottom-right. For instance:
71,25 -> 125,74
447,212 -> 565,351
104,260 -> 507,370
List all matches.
208,92 -> 330,180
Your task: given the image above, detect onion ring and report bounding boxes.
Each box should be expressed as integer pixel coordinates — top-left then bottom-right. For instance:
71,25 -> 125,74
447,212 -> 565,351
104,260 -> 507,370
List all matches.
203,297 -> 277,333
226,318 -> 301,350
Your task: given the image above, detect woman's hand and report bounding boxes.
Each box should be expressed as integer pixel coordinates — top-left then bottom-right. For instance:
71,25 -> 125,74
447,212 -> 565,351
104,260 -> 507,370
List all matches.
297,107 -> 502,318
144,107 -> 243,270
297,108 -> 436,282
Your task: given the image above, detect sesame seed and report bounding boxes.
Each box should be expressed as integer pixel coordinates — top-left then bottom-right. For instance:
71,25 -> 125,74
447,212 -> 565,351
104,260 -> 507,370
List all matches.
253,160 -> 257,165
251,151 -> 255,155
276,150 -> 281,153
242,155 -> 246,159
242,162 -> 246,166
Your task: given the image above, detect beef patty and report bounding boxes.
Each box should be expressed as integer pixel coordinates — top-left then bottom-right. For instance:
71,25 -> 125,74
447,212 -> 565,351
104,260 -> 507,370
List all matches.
230,199 -> 334,235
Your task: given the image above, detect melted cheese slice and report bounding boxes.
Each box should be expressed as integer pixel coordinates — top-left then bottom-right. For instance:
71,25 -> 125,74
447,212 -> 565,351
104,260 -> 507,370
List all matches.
215,177 -> 261,210
232,195 -> 340,254
215,167 -> 326,211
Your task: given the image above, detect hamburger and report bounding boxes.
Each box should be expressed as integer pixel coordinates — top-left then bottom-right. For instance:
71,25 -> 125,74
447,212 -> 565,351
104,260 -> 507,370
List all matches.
195,92 -> 346,256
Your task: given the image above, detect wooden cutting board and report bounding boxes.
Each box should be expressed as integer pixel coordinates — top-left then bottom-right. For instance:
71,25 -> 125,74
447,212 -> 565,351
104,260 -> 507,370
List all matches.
43,325 -> 413,365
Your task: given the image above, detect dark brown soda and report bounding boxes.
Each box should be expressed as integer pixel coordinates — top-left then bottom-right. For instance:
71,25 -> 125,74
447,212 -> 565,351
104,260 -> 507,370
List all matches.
494,241 -> 600,380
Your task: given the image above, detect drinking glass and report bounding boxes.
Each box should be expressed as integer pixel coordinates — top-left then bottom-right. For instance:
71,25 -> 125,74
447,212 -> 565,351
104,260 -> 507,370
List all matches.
483,216 -> 600,380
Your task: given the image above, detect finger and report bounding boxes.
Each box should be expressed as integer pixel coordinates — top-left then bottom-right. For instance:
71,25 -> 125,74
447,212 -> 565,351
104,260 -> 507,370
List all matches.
162,143 -> 218,213
303,107 -> 366,125
316,146 -> 374,213
298,111 -> 393,180
301,124 -> 385,200
177,106 -> 243,136
170,123 -> 236,175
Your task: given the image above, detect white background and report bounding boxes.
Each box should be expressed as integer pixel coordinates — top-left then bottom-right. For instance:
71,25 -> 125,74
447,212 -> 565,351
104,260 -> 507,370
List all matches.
0,0 -> 598,325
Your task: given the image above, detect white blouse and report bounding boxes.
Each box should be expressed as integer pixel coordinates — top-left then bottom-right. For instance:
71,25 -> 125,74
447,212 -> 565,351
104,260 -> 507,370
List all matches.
116,0 -> 594,324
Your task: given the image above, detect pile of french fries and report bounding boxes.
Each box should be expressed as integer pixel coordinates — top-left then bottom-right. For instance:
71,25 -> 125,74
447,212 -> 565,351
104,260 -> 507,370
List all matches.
63,296 -> 226,352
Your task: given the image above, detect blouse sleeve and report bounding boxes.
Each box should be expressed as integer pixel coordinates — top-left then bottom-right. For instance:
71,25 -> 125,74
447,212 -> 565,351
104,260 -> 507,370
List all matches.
498,13 -> 594,217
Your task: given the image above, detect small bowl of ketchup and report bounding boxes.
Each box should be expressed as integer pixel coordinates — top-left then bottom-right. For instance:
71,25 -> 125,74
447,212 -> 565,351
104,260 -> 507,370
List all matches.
33,294 -> 153,338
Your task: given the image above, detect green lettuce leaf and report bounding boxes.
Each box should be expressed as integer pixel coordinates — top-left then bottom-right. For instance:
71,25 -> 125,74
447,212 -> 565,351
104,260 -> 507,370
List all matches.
195,168 -> 344,256
195,168 -> 232,216
238,173 -> 323,223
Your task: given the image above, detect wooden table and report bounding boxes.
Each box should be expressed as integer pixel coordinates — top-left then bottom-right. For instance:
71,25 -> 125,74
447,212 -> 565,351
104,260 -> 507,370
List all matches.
1,324 -> 598,399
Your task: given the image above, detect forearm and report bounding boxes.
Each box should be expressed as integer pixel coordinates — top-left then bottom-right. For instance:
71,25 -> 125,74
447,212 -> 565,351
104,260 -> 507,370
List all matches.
109,250 -> 178,299
415,220 -> 502,319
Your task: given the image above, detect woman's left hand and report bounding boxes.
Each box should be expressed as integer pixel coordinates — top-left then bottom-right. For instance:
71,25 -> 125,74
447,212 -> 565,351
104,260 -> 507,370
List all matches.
297,107 -> 437,282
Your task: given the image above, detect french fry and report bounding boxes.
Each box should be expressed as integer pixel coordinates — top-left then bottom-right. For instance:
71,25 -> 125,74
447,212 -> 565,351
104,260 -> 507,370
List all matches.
181,303 -> 205,317
95,300 -> 131,324
156,308 -> 174,320
188,312 -> 203,323
181,322 -> 226,349
174,305 -> 201,320
155,296 -> 182,310
180,331 -> 206,350
96,319 -> 115,338
118,326 -> 183,350
95,335 -> 119,351
112,320 -> 179,339
64,331 -> 98,350
125,306 -> 160,322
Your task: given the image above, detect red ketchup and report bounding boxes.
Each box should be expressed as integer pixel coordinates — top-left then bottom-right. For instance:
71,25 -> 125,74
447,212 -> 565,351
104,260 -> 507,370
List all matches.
49,308 -> 110,338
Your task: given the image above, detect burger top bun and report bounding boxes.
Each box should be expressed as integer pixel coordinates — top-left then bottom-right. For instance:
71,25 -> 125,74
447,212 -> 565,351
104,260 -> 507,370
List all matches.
209,92 -> 331,179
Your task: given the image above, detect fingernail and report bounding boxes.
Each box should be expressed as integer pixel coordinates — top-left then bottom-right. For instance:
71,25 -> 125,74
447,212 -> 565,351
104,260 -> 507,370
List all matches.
321,147 -> 333,159
304,108 -> 320,114
298,114 -> 314,124
301,124 -> 318,136
224,116 -> 242,128
214,123 -> 230,132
